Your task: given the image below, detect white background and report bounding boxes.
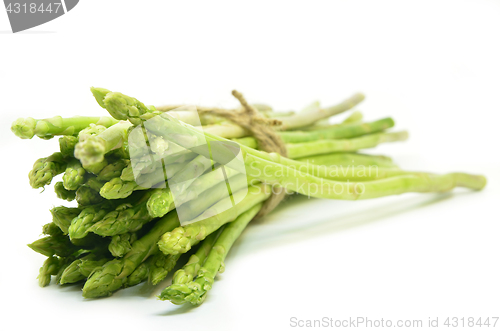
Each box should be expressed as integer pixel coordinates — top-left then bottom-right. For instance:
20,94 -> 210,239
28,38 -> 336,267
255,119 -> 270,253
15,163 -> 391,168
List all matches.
1,1 -> 499,330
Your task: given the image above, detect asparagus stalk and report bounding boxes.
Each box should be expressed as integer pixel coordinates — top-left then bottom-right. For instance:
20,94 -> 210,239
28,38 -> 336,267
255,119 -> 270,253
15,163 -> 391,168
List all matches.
342,110 -> 364,124
62,159 -> 86,190
177,173 -> 249,222
79,258 -> 110,277
28,232 -> 78,257
160,203 -> 262,305
170,230 -> 221,288
54,182 -> 77,201
246,152 -> 485,197
198,95 -> 365,138
59,253 -> 109,284
11,116 -> 118,140
74,121 -> 132,167
37,256 -> 61,287
145,167 -> 242,219
99,177 -> 145,200
168,154 -> 214,192
75,185 -> 104,206
42,222 -> 64,236
124,257 -> 151,287
145,163 -> 240,218
278,117 -> 395,143
91,88 -> 154,125
29,152 -> 68,189
139,106 -> 486,198
278,93 -> 365,130
297,152 -> 397,168
100,162 -> 185,199
108,233 -> 138,257
285,131 -> 409,159
89,191 -> 156,237
99,90 -> 405,184
122,251 -> 180,287
202,111 -> 368,140
137,110 -> 398,183
50,206 -> 81,234
149,253 -> 182,285
146,188 -> 175,218
299,110 -> 364,131
97,159 -> 129,182
59,135 -> 79,156
82,211 -> 180,298
54,256 -> 81,285
157,183 -> 271,255
68,203 -> 114,240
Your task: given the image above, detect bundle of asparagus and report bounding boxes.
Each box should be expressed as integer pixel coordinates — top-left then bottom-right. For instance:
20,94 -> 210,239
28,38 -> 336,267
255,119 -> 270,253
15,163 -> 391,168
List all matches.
11,88 -> 486,306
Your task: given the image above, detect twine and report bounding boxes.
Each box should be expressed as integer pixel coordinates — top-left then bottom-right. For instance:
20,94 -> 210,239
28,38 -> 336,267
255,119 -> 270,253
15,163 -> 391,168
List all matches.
197,90 -> 288,218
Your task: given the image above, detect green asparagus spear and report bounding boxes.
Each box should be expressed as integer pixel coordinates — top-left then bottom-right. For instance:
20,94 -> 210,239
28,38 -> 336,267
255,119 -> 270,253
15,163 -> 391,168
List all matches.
50,206 -> 81,234
146,188 -> 175,218
276,93 -> 365,130
42,222 -> 64,236
28,233 -> 78,257
29,152 -> 68,189
84,176 -> 106,191
299,110 -> 363,131
245,153 -> 486,198
170,230 -> 221,287
285,131 -> 409,158
89,191 -> 156,237
140,105 -> 487,197
68,203 -> 114,240
54,256 -> 80,285
74,121 -> 132,167
99,162 -> 185,199
124,257 -> 151,287
145,164 -> 241,218
179,173 -> 249,222
75,185 -> 104,206
342,111 -> 363,124
37,256 -> 61,287
62,159 -> 86,190
124,251 -> 180,287
91,87 -> 152,125
59,135 -> 79,156
201,94 -> 365,138
82,211 -> 180,298
72,124 -> 110,173
160,203 -> 261,305
54,181 -> 77,201
99,177 -> 147,200
108,232 -> 138,257
278,117 -> 395,143
149,253 -> 181,285
11,116 -> 118,140
158,183 -> 271,256
297,152 -> 397,168
97,159 -> 129,182
59,253 -> 109,284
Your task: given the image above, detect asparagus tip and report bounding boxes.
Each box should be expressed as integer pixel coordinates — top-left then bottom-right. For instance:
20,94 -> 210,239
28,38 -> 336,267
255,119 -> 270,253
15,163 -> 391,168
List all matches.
74,136 -> 106,167
90,87 -> 111,109
11,117 -> 36,139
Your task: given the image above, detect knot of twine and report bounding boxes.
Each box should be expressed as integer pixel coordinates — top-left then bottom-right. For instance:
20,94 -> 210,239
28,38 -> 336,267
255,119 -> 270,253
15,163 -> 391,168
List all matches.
198,90 -> 288,218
